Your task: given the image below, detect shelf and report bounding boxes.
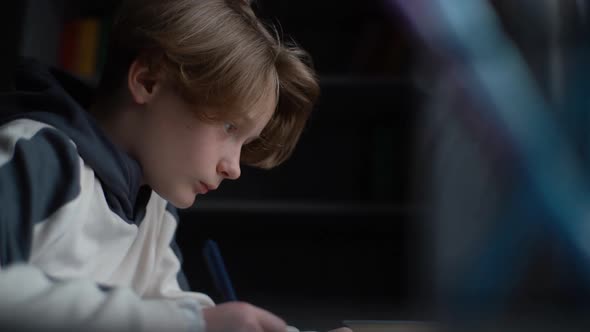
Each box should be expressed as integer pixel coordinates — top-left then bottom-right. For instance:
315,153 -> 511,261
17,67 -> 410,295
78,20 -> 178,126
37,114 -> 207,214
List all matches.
187,200 -> 422,217
319,75 -> 412,85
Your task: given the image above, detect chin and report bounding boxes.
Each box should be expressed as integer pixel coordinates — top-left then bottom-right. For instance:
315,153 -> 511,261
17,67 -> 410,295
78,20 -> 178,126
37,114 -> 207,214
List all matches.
151,182 -> 196,209
167,193 -> 196,209
176,198 -> 195,209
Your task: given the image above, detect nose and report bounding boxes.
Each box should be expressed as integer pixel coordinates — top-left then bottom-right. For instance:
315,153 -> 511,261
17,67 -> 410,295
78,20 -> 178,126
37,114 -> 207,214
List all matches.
217,156 -> 241,180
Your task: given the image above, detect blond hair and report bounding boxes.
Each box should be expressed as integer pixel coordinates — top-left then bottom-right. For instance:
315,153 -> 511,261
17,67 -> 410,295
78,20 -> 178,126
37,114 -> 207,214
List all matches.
97,0 -> 319,169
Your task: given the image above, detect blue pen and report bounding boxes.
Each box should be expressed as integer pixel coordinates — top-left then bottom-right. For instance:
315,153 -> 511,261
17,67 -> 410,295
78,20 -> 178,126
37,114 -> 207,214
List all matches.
202,239 -> 238,302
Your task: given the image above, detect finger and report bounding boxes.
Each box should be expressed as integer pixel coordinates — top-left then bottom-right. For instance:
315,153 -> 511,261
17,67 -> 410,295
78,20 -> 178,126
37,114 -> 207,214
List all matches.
255,307 -> 288,332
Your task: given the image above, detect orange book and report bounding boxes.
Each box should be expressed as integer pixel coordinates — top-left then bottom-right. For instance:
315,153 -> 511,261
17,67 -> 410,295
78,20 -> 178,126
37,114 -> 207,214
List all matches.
76,18 -> 100,78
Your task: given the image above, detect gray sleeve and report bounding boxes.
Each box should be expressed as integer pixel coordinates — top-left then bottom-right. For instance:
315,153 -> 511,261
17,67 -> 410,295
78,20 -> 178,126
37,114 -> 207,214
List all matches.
0,125 -> 81,266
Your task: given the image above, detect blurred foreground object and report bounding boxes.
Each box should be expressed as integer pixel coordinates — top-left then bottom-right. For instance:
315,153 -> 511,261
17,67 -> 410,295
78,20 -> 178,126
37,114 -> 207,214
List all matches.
393,0 -> 590,330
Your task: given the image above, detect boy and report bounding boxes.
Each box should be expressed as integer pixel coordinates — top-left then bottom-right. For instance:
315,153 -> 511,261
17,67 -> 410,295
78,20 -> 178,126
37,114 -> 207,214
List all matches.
0,0 -> 348,331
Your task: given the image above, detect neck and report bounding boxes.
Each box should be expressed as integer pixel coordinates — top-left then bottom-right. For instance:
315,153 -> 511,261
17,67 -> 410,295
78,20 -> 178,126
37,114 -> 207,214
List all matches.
89,102 -> 140,160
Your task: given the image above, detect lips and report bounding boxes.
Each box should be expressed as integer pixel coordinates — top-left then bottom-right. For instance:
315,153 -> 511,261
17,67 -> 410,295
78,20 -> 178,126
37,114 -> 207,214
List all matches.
197,182 -> 218,194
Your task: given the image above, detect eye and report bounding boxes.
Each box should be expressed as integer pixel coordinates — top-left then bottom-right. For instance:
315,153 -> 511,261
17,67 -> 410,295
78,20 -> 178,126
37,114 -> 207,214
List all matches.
223,122 -> 238,134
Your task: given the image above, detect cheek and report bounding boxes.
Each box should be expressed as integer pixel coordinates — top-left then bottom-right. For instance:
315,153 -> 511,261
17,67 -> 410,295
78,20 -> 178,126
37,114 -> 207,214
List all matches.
139,123 -> 190,180
181,131 -> 223,170
184,140 -> 217,166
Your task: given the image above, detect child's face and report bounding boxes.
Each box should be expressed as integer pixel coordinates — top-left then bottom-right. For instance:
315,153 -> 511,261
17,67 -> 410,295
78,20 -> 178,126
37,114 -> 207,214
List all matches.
135,85 -> 276,208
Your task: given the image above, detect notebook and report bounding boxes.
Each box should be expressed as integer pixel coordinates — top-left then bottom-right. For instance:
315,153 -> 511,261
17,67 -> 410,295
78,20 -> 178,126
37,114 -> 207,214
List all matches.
342,320 -> 438,332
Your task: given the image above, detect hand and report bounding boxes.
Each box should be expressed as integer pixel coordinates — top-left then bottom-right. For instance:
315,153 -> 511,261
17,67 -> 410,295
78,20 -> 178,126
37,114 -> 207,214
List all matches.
203,301 -> 288,332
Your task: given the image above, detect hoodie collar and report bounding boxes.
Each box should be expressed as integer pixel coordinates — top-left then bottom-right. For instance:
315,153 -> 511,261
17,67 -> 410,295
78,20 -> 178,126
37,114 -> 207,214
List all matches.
0,57 -> 145,221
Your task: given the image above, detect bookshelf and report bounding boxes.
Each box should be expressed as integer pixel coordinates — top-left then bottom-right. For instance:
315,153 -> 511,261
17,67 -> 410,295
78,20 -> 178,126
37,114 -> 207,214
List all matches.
18,0 -> 115,84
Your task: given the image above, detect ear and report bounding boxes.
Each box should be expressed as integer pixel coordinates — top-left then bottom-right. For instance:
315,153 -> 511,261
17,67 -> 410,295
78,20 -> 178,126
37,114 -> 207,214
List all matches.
127,59 -> 160,105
